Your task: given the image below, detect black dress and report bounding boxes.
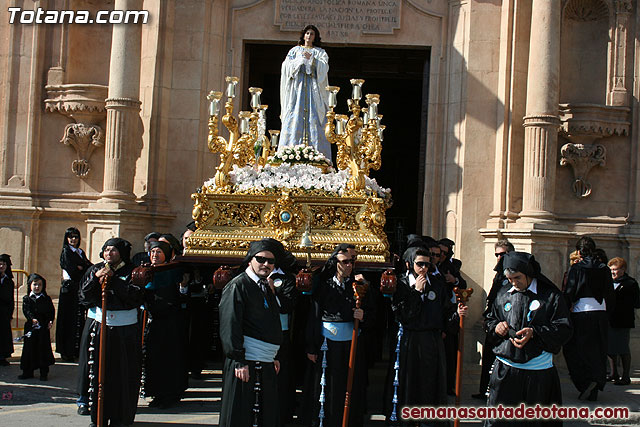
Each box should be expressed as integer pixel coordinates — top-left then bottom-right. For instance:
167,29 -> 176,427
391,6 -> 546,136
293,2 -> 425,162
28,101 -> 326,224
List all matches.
219,271 -> 283,427
608,273 -> 640,354
303,275 -> 375,427
143,268 -> 188,404
386,273 -> 458,423
20,293 -> 55,374
0,274 -> 14,359
485,276 -> 573,426
77,261 -> 143,426
56,245 -> 92,359
562,257 -> 614,394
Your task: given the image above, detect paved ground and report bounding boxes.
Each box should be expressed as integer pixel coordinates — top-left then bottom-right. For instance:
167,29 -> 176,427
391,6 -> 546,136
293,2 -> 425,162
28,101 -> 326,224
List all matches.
0,343 -> 638,426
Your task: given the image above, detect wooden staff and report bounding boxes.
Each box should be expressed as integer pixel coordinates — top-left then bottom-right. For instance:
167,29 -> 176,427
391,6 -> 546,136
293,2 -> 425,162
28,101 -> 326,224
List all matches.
453,287 -> 473,427
97,263 -> 111,427
342,280 -> 368,427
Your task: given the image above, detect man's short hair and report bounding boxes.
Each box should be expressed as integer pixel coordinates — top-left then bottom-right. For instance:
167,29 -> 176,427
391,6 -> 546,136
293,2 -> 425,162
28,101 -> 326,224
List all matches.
495,239 -> 515,252
608,257 -> 627,270
576,236 -> 596,257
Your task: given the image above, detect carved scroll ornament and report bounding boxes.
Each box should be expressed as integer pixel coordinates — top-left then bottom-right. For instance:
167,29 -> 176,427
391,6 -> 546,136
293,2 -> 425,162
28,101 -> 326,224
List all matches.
60,123 -> 104,178
559,143 -> 606,199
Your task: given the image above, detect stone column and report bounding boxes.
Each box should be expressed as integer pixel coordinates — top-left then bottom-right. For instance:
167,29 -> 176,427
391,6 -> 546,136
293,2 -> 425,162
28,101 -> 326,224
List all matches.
98,0 -> 143,205
519,0 -> 561,222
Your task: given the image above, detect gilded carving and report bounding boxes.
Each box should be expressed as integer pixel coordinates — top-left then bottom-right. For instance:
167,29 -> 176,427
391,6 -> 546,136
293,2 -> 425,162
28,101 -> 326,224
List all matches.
59,123 -> 104,178
559,143 -> 606,198
264,191 -> 306,243
309,205 -> 360,230
211,203 -> 264,227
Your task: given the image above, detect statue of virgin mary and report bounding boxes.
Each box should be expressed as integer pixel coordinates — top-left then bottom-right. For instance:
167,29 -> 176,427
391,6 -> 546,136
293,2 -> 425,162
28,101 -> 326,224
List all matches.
279,25 -> 331,160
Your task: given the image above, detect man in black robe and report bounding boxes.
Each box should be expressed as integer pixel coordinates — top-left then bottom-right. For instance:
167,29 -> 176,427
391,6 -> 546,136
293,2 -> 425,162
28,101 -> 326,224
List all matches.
388,247 -> 465,424
562,236 -> 614,401
473,239 -> 514,400
304,243 -> 375,427
0,253 -> 14,366
219,239 -> 284,427
485,251 -> 573,427
77,238 -> 143,427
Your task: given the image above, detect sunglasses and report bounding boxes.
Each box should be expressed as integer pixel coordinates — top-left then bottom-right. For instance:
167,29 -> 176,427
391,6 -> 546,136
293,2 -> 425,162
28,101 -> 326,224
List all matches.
414,261 -> 429,268
254,255 -> 275,265
495,252 -> 507,258
337,259 -> 354,265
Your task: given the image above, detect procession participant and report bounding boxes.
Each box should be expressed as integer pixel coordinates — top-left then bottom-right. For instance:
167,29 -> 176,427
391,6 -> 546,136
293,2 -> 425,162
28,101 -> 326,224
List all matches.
387,247 -> 466,419
19,273 -> 55,381
606,257 -> 640,386
131,232 -> 161,266
56,227 -> 92,362
304,243 -> 375,427
279,24 -> 331,159
438,238 -> 467,290
143,240 -> 189,408
264,238 -> 298,425
563,236 -> 614,401
78,238 -> 143,427
473,239 -> 514,400
0,253 -> 14,366
219,239 -> 284,427
485,252 -> 572,427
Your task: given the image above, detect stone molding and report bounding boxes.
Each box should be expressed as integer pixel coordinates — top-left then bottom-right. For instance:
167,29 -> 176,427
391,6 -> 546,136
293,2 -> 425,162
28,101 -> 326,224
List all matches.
60,123 -> 104,178
44,84 -> 108,124
105,97 -> 142,111
559,103 -> 630,138
563,0 -> 609,21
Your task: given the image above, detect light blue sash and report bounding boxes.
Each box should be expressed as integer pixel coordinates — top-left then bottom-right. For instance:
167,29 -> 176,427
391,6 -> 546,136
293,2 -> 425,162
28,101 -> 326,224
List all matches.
497,351 -> 553,370
280,313 -> 290,331
243,335 -> 280,362
87,307 -> 138,327
322,321 -> 354,342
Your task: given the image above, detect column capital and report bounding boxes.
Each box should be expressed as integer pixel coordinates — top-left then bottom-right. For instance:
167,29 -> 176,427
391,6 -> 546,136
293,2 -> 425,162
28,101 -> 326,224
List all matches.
105,97 -> 142,110
523,114 -> 561,128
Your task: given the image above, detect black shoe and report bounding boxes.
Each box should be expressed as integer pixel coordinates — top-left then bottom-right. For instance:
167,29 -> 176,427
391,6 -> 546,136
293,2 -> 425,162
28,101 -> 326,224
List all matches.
471,393 -> 486,400
446,389 -> 456,396
191,372 -> 203,380
148,397 -> 163,408
77,405 -> 90,415
578,381 -> 597,400
18,372 -> 34,379
39,374 -> 48,381
0,359 -> 10,366
89,423 -> 97,427
614,377 -> 631,386
587,388 -> 598,401
61,355 -> 75,362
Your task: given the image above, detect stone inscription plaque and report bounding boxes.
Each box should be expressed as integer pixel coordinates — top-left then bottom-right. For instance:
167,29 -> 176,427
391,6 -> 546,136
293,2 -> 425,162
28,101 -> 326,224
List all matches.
275,0 -> 401,38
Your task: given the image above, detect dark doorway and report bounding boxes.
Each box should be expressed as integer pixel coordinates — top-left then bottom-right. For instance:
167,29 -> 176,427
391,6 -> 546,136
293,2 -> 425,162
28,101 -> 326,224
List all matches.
243,42 -> 430,253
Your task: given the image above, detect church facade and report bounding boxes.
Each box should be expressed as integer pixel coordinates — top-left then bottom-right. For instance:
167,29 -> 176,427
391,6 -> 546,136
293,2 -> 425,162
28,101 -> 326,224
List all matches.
1,0 -> 639,352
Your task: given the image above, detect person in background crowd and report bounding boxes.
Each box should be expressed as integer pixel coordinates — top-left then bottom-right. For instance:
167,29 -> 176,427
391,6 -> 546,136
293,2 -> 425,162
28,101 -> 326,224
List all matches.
131,232 -> 161,266
0,253 -> 14,366
485,251 -> 572,427
19,273 -> 55,381
606,257 -> 640,386
563,236 -> 614,401
387,247 -> 466,420
56,227 -> 92,362
473,239 -> 514,400
438,238 -> 467,290
593,248 -> 609,266
218,239 -> 284,427
143,240 -> 189,408
159,233 -> 182,260
78,238 -> 143,427
304,243 -> 374,427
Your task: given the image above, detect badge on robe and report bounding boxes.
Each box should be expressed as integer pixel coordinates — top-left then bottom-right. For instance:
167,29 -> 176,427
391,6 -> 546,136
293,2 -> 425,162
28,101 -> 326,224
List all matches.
504,302 -> 512,312
427,290 -> 436,301
273,279 -> 283,288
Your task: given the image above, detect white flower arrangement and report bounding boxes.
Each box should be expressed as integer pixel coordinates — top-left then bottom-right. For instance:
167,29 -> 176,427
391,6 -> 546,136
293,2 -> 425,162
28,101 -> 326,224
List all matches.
268,144 -> 332,167
204,163 -> 391,198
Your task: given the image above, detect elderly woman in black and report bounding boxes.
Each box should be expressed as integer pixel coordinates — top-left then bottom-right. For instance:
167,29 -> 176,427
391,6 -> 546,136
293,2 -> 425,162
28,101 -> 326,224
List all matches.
0,254 -> 14,366
606,257 -> 640,385
56,227 -> 92,362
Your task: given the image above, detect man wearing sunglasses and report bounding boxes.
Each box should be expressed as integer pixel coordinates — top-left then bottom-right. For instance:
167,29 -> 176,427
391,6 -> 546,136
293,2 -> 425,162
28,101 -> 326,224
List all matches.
472,239 -> 514,400
219,239 -> 284,427
303,243 -> 373,427
387,247 -> 467,418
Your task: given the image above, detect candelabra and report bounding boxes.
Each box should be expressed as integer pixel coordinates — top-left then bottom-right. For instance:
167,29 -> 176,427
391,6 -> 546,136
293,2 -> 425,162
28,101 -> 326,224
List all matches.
206,78 -> 279,188
325,78 -> 385,193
